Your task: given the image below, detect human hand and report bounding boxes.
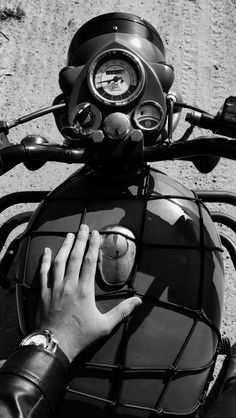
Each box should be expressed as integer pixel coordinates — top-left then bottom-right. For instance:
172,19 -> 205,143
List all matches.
36,224 -> 142,363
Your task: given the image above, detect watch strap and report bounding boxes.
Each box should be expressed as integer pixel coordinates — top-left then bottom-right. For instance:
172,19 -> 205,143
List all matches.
54,344 -> 70,370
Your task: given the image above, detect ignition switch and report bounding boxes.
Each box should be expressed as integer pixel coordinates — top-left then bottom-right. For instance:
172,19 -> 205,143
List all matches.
74,103 -> 93,128
69,102 -> 102,136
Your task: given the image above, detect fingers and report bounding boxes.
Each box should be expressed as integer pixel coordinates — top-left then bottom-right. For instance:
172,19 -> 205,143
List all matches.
52,233 -> 75,290
104,296 -> 142,333
40,247 -> 52,295
64,224 -> 90,284
43,225 -> 99,293
79,229 -> 100,290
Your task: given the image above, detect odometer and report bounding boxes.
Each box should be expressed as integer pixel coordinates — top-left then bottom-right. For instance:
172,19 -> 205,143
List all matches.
87,49 -> 145,106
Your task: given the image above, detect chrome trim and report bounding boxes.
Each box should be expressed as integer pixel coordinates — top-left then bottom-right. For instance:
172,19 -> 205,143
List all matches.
133,100 -> 165,132
87,48 -> 145,107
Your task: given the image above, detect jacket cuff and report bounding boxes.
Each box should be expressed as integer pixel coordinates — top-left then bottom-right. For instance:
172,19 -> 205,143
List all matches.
0,345 -> 70,410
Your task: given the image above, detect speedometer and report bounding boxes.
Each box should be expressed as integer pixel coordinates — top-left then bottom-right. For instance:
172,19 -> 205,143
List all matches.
87,49 -> 145,106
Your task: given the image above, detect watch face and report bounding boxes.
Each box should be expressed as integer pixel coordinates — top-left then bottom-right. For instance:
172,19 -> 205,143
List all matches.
20,330 -> 58,352
23,332 -> 48,348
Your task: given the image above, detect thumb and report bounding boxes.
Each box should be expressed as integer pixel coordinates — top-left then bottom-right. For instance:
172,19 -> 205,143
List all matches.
104,296 -> 142,332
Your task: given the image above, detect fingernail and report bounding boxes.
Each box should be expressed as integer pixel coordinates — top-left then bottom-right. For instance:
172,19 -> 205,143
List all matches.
80,224 -> 88,231
44,247 -> 50,255
134,296 -> 142,305
91,229 -> 99,238
66,232 -> 74,240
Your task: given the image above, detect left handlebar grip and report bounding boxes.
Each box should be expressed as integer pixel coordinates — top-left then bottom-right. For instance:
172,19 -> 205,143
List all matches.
0,144 -> 86,175
0,144 -> 26,175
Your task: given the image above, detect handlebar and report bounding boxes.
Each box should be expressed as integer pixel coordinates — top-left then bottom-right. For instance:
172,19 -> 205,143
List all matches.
0,136 -> 235,176
0,96 -> 235,175
0,144 -> 86,175
145,136 -> 236,161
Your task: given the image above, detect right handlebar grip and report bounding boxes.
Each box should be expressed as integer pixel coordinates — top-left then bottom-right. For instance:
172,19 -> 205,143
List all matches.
185,111 -> 215,130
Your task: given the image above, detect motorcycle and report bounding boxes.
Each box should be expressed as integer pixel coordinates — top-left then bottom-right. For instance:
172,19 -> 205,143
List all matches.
0,12 -> 236,417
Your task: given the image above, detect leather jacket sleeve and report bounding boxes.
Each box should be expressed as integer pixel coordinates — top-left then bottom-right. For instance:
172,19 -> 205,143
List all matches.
0,345 -> 70,417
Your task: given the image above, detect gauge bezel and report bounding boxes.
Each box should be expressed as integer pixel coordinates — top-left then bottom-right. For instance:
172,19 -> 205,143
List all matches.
133,100 -> 165,132
87,49 -> 145,107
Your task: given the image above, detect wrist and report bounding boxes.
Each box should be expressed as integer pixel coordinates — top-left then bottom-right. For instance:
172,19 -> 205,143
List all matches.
41,328 -> 77,363
44,326 -> 82,363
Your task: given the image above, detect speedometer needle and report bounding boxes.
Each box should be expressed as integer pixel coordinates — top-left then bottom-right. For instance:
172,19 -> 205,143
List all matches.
97,76 -> 123,85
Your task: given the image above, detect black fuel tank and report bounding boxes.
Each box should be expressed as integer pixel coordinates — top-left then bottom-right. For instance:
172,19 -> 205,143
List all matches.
15,165 -> 224,417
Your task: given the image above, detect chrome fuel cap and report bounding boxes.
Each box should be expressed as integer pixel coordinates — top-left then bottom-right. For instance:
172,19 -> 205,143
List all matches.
98,225 -> 136,286
102,233 -> 128,258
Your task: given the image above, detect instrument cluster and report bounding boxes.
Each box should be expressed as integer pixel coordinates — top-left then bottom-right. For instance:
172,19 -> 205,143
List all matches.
58,47 -> 170,142
87,48 -> 165,133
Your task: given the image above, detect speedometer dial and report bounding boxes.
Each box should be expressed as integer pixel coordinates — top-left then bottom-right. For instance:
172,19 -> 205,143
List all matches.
87,49 -> 145,106
95,59 -> 137,98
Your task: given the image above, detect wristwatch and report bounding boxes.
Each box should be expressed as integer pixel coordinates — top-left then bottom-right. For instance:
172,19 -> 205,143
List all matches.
20,329 -> 58,352
19,329 -> 70,368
